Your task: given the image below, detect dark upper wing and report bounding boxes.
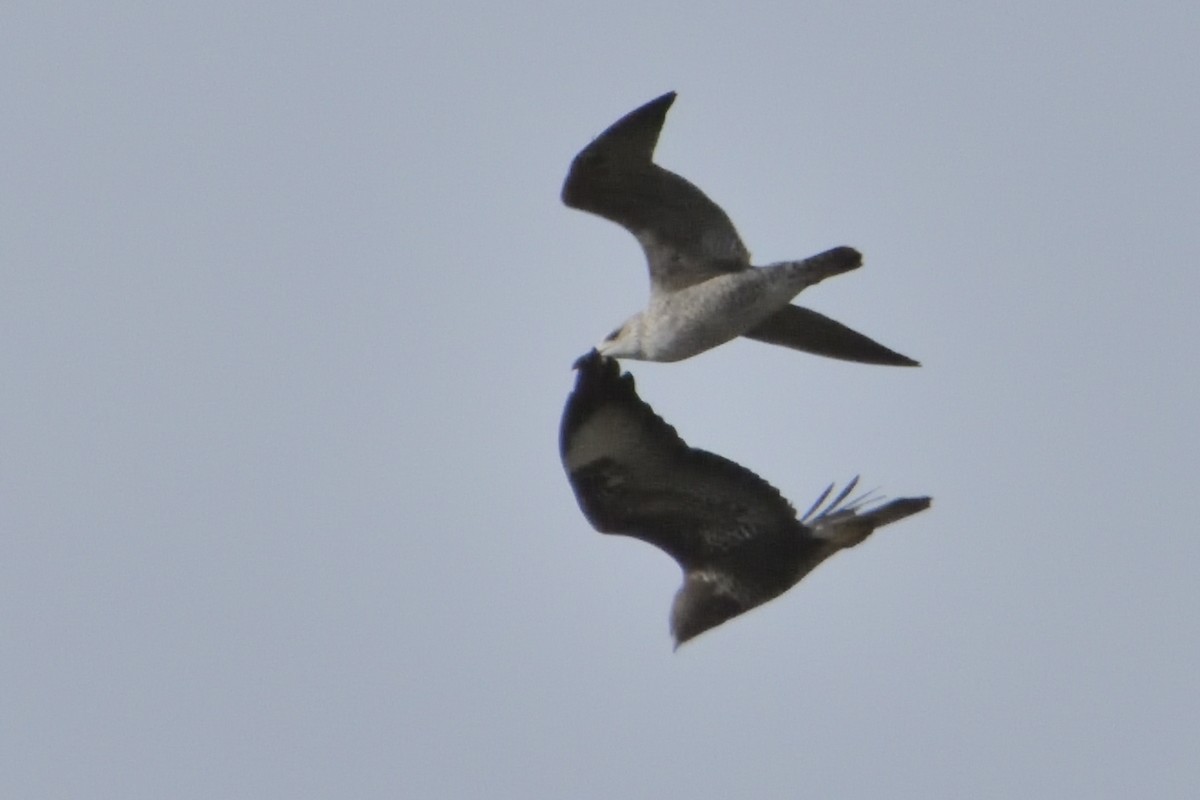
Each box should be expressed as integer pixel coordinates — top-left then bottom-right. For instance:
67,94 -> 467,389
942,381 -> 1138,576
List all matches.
560,351 -> 796,568
561,93 -> 751,294
742,304 -> 920,366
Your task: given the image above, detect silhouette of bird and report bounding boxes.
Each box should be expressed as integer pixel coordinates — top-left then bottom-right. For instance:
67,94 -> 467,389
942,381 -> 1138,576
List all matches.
562,91 -> 918,366
560,351 -> 931,648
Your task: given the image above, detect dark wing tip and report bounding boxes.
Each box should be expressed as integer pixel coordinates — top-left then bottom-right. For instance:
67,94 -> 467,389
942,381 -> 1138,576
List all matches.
742,305 -> 923,367
648,90 -> 677,110
587,91 -> 678,150
567,348 -> 625,390
567,91 -> 678,165
572,348 -> 601,371
869,351 -> 921,367
561,92 -> 682,214
861,350 -> 919,367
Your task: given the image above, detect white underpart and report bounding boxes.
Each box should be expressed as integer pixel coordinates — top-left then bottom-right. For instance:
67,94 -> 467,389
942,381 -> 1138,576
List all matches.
611,258 -> 837,362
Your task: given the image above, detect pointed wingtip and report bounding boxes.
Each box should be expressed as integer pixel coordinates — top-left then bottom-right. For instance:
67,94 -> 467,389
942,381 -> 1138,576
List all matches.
580,92 -> 678,161
742,305 -> 923,367
567,350 -> 627,403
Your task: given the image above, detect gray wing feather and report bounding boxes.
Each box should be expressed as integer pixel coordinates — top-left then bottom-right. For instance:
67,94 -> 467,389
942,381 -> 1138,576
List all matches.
561,92 -> 751,294
743,305 -> 920,366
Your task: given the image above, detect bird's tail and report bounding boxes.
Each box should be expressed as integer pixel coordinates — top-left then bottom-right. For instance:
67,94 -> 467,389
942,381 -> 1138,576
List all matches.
773,246 -> 863,284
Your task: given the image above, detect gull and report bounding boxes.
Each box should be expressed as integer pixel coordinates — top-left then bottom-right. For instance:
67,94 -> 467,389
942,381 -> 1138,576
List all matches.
560,351 -> 931,648
562,91 -> 919,366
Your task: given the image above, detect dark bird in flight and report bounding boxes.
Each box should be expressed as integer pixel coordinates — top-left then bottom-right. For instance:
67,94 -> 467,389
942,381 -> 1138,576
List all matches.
560,351 -> 931,648
562,91 -> 919,366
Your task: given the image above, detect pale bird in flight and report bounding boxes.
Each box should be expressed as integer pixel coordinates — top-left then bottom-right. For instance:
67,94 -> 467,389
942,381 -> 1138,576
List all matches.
562,92 -> 919,366
560,351 -> 931,648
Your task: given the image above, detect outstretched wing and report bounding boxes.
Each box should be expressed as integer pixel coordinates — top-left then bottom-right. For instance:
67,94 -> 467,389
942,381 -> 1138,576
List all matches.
561,92 -> 751,295
743,304 -> 920,366
560,351 -> 796,569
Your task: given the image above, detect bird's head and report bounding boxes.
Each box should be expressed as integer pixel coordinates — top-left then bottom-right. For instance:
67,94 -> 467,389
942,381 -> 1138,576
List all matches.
670,572 -> 746,649
595,314 -> 645,360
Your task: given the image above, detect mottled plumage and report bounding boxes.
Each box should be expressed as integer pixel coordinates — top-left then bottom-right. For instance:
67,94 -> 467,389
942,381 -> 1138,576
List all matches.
560,351 -> 931,648
562,91 -> 919,366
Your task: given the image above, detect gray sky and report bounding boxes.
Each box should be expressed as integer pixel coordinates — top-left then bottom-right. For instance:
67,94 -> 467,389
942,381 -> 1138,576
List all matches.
4,2 -> 1198,798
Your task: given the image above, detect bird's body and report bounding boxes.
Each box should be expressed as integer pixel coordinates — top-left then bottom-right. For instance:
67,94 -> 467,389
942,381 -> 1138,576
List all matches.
560,351 -> 931,647
620,247 -> 863,361
562,91 -> 919,367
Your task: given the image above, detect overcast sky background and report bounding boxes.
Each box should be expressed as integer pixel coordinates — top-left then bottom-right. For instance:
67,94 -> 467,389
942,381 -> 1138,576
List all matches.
4,2 -> 1199,798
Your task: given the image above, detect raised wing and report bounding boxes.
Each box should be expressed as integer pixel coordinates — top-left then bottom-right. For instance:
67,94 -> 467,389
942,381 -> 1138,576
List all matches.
560,351 -> 796,569
743,304 -> 920,366
561,92 -> 751,295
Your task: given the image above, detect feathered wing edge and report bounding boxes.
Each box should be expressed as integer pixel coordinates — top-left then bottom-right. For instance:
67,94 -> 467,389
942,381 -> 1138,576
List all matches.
560,351 -> 794,545
563,91 -> 676,178
559,350 -> 685,538
562,92 -> 753,295
560,349 -> 680,459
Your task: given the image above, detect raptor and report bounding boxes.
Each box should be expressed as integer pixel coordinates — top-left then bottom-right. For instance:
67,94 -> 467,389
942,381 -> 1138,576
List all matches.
560,351 -> 931,647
